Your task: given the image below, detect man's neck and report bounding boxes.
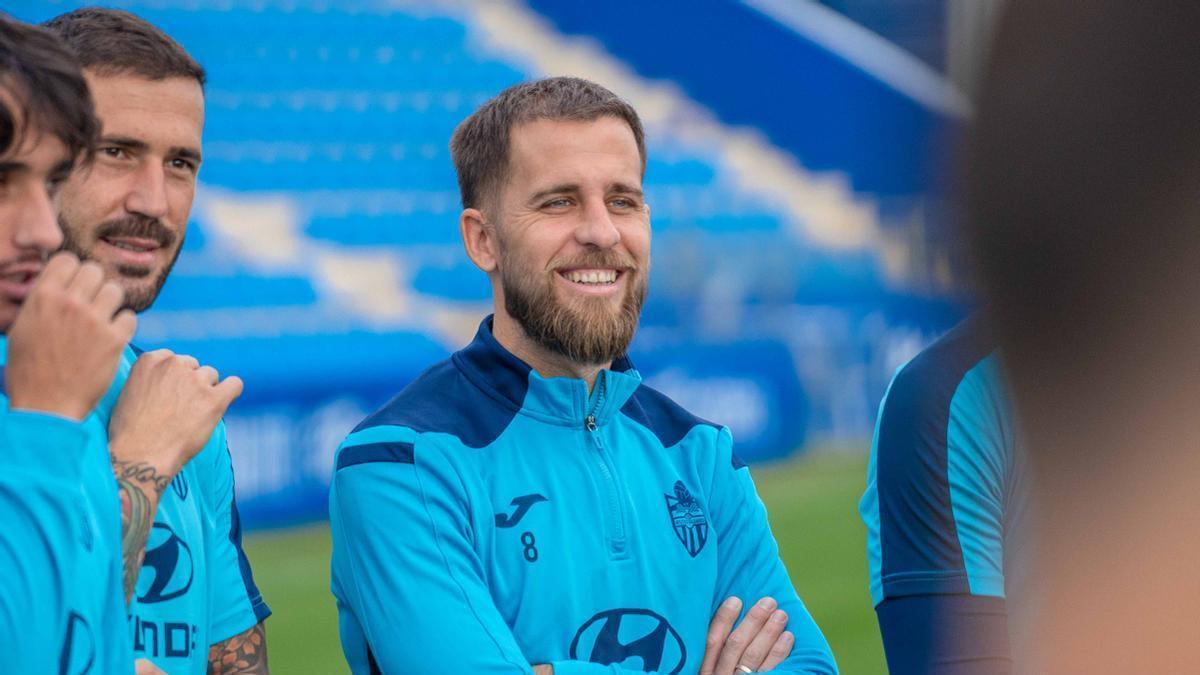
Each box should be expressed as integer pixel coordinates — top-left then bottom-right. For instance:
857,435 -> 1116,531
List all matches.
490,311 -> 609,393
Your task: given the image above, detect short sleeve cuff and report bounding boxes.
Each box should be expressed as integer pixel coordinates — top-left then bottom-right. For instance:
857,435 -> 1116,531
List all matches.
877,570 -> 1005,604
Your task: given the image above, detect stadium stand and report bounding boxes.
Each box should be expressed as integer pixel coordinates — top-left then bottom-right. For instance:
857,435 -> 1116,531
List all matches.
10,0 -> 962,526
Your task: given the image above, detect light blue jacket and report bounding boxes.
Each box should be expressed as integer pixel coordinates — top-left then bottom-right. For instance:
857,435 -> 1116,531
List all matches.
330,317 -> 836,674
0,338 -> 269,675
0,345 -> 133,675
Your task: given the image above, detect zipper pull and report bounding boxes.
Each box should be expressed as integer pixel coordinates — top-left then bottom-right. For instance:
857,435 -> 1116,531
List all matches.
585,415 -> 597,432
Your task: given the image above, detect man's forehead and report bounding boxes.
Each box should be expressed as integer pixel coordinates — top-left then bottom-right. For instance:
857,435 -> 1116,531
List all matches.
0,119 -> 71,170
84,71 -> 204,136
508,118 -> 641,180
511,116 -> 637,150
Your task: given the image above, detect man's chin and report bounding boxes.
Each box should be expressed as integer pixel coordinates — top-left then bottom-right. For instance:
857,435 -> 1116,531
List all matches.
113,263 -> 155,280
0,303 -> 18,334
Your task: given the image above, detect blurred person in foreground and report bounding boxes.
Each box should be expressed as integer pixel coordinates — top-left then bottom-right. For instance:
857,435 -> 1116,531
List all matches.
965,2 -> 1200,672
329,77 -> 837,675
43,8 -> 268,674
0,15 -> 136,673
859,313 -> 1024,674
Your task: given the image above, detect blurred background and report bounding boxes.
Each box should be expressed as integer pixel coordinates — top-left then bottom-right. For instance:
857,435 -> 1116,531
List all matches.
11,1 -> 1002,671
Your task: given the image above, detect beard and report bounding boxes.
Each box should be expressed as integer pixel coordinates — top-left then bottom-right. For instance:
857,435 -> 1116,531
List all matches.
59,214 -> 181,313
500,245 -> 648,367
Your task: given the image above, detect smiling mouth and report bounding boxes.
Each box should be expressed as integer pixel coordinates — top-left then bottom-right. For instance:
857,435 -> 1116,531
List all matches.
0,269 -> 38,285
101,236 -> 161,254
559,268 -> 622,286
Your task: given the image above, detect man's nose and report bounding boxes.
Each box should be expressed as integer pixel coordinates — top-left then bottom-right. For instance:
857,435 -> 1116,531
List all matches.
575,200 -> 621,249
124,161 -> 170,219
13,183 -> 64,254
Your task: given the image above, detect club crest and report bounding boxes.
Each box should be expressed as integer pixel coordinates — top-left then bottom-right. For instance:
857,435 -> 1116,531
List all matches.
664,481 -> 708,557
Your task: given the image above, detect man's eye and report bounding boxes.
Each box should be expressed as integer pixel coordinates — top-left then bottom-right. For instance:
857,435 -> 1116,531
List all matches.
170,158 -> 197,173
543,198 -> 571,209
46,175 -> 67,197
101,147 -> 126,159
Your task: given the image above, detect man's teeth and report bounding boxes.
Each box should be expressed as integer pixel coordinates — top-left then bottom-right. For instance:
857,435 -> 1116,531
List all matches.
565,270 -> 618,285
109,240 -> 153,252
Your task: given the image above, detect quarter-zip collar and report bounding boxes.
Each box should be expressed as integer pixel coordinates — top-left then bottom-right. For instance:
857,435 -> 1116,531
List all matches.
453,315 -> 642,427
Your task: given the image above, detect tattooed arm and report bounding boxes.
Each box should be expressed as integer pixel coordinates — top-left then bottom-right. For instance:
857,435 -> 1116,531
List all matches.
110,455 -> 172,601
107,349 -> 245,603
208,622 -> 269,674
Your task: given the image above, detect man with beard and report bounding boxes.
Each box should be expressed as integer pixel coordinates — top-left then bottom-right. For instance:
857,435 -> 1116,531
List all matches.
329,77 -> 837,675
43,8 -> 270,674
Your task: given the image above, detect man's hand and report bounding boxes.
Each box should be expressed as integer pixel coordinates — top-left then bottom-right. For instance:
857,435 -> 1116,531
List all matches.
135,658 -> 166,674
108,349 -> 243,479
700,597 -> 795,675
532,666 -> 553,675
6,253 -> 135,420
108,349 -> 243,600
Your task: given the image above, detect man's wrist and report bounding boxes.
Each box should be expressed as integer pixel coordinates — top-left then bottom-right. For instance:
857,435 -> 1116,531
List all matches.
108,437 -> 180,494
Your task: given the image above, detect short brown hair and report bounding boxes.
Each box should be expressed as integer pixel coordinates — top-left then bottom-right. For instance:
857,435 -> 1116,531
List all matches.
450,77 -> 646,211
43,7 -> 205,87
0,14 -> 97,162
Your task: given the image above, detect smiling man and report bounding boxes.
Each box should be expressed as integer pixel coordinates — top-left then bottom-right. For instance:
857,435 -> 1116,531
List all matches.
330,77 -> 837,675
44,8 -> 269,675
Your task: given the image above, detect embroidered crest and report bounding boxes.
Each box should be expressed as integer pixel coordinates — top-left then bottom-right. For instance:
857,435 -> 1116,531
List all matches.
664,481 -> 708,557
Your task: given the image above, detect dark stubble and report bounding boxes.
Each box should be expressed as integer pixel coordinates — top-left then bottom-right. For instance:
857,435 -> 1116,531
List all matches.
59,213 -> 181,312
500,243 -> 648,367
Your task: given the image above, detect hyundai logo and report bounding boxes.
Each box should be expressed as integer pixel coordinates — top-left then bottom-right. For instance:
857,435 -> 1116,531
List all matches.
137,523 -> 193,604
569,608 -> 686,674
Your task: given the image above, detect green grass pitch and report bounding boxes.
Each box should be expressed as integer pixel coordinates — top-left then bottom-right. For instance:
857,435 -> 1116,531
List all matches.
242,450 -> 885,674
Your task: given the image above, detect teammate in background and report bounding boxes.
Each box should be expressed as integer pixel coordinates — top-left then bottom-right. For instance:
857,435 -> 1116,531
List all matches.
43,8 -> 269,674
859,315 -> 1025,674
965,3 -> 1200,671
330,77 -> 837,675
0,16 -> 135,673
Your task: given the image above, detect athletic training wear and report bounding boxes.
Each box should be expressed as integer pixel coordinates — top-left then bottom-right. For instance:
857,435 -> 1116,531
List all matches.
859,317 -> 1027,673
330,316 -> 837,674
0,338 -> 270,675
116,346 -> 270,675
0,340 -> 133,674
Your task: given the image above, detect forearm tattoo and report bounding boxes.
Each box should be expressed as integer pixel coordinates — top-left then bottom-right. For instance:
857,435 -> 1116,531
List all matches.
112,455 -> 171,602
209,622 -> 269,674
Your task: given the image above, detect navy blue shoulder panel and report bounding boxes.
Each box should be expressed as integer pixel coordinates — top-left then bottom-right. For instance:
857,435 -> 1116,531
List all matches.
620,383 -> 720,449
129,342 -> 147,357
876,316 -> 997,592
337,442 -> 415,470
351,357 -> 519,449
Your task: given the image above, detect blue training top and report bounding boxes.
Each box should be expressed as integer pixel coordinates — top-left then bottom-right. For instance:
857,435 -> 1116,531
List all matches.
0,339 -> 133,675
330,316 -> 837,674
114,345 -> 271,675
859,317 -> 1028,674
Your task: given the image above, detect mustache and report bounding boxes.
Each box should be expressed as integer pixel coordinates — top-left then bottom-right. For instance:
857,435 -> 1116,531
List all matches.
95,216 -> 176,248
551,250 -> 639,272
0,251 -> 48,275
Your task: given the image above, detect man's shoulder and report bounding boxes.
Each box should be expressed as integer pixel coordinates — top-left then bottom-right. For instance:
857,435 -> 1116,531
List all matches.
619,382 -> 723,449
885,316 -> 999,421
348,353 -> 518,451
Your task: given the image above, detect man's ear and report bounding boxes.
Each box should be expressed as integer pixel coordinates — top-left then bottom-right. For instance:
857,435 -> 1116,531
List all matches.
461,207 -> 498,273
